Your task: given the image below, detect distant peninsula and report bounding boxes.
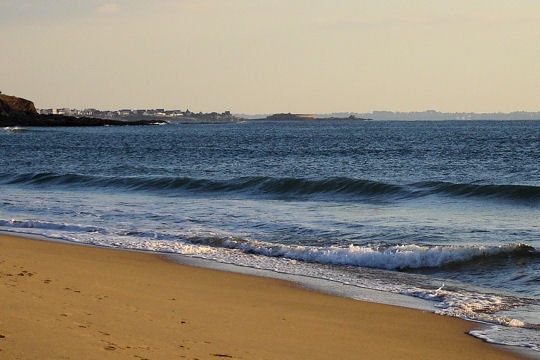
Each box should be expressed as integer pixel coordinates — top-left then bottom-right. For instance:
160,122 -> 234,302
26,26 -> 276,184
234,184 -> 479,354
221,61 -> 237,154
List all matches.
2,93 -> 369,125
0,93 -> 165,127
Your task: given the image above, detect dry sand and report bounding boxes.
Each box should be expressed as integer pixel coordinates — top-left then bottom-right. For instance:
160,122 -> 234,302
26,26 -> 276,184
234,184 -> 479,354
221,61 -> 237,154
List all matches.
0,234 -> 527,359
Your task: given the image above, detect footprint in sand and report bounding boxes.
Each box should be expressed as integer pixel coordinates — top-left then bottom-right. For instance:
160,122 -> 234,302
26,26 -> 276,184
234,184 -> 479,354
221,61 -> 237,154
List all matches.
17,270 -> 34,277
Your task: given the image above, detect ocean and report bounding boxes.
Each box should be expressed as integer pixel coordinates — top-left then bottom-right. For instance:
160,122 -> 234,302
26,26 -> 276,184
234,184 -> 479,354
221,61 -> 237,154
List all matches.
1,120 -> 539,356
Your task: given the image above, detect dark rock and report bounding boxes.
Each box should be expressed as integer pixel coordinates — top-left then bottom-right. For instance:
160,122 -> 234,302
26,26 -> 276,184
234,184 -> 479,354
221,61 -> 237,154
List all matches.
0,93 -> 37,114
1,113 -> 167,127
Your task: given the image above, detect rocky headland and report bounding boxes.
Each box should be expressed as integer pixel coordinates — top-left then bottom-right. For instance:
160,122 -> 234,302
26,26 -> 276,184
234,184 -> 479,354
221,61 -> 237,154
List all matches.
0,93 -> 166,127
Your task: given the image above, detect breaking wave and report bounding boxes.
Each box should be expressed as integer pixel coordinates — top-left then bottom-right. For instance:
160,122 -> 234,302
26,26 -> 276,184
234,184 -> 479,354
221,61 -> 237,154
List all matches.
188,237 -> 538,270
2,217 -> 536,271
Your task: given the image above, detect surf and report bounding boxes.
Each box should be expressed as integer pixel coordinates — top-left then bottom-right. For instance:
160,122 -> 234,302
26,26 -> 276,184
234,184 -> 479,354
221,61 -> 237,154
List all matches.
2,172 -> 538,205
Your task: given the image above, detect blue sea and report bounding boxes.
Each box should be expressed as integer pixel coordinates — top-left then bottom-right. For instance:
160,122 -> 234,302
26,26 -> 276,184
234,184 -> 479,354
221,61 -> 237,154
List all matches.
1,120 -> 539,355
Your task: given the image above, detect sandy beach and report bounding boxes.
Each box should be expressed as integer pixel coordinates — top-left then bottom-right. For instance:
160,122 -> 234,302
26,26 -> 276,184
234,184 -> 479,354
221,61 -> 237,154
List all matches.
0,234 -> 527,360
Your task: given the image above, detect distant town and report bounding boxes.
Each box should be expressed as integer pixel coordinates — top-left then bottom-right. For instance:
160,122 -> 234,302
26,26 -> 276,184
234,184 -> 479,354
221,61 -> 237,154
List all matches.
38,107 -> 540,121
37,107 -> 240,123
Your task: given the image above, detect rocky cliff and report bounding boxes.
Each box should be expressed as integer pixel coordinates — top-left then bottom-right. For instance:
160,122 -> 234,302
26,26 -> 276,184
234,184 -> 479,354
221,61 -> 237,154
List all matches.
0,93 -> 38,116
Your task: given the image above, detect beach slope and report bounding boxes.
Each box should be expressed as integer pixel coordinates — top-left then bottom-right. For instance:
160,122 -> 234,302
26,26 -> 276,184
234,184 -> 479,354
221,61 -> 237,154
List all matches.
0,234 -> 525,359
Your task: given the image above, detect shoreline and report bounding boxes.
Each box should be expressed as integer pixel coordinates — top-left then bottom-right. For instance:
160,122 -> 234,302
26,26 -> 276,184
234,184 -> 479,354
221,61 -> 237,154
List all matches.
0,233 -> 530,359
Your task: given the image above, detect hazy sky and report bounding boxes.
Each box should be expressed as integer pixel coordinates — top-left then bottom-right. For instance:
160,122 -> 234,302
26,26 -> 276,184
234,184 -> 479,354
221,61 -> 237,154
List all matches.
2,1 -> 540,113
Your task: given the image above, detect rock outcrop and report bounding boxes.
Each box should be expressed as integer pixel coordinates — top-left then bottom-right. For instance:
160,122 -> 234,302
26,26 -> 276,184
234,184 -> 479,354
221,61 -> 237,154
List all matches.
0,93 -> 38,116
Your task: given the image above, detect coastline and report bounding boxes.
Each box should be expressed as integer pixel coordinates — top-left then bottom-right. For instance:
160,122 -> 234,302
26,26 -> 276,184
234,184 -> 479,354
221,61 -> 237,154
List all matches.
0,234 -> 529,359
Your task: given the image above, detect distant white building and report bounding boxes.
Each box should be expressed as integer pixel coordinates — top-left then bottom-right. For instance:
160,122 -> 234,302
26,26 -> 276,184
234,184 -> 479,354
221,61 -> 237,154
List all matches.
55,108 -> 73,116
39,108 -> 54,115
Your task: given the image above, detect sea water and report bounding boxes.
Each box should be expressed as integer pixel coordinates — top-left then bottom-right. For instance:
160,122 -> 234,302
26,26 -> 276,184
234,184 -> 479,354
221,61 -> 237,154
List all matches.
1,120 -> 539,355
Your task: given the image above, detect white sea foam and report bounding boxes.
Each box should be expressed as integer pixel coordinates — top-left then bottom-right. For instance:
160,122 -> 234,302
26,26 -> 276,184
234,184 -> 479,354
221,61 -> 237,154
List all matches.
405,286 -> 531,327
2,126 -> 26,133
1,219 -> 106,234
215,238 -> 524,270
4,217 -> 526,271
470,326 -> 540,352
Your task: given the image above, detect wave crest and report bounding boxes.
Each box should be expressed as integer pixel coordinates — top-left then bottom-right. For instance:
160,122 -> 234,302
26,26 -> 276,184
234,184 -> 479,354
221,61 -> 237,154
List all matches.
188,237 -> 537,270
1,172 -> 538,203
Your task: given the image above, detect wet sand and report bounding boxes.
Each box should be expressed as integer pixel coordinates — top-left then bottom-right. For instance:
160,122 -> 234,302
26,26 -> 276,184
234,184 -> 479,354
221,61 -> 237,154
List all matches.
0,234 -> 526,359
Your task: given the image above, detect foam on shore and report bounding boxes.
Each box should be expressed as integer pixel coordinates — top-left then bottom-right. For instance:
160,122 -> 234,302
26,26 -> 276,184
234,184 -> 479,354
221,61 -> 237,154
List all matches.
0,233 -> 529,359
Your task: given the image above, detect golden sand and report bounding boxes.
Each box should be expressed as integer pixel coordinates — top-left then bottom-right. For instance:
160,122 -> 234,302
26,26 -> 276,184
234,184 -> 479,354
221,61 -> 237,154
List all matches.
0,234 -> 526,359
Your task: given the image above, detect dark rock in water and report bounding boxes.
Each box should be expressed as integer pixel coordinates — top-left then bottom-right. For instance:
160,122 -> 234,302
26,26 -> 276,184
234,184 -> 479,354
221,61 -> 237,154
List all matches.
0,93 -> 166,127
0,113 -> 167,127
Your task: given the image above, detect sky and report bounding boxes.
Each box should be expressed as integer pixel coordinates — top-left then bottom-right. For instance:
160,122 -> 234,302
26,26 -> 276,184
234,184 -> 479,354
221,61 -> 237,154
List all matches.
1,0 -> 540,114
